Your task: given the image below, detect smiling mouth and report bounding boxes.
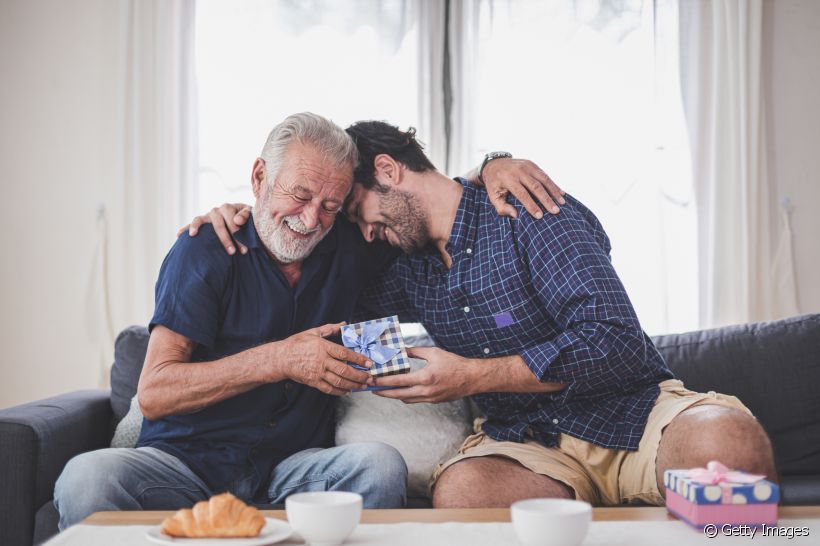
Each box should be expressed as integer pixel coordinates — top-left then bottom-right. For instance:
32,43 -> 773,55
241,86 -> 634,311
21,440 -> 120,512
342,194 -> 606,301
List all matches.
284,219 -> 318,237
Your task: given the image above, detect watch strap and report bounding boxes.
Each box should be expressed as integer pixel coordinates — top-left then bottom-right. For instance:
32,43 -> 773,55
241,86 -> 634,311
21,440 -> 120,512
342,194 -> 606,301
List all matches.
478,151 -> 513,185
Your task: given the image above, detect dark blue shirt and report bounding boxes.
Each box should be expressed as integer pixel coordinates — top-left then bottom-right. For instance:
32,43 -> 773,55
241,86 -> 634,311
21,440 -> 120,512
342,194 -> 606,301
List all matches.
136,215 -> 396,499
357,180 -> 674,451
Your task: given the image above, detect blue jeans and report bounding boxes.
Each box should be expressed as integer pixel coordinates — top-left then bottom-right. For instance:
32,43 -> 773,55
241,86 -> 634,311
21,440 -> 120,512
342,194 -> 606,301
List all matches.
54,443 -> 407,530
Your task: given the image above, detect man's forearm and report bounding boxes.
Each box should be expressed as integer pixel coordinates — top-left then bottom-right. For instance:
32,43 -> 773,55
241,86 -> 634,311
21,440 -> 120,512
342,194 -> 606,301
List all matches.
138,337 -> 288,420
469,355 -> 565,395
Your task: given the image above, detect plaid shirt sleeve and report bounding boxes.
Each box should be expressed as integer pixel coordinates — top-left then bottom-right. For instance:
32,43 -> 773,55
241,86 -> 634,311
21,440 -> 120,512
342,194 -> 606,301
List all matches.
515,204 -> 654,396
353,258 -> 423,324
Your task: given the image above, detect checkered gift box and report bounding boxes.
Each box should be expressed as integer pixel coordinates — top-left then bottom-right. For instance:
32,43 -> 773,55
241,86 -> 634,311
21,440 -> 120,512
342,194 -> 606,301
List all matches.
341,315 -> 410,378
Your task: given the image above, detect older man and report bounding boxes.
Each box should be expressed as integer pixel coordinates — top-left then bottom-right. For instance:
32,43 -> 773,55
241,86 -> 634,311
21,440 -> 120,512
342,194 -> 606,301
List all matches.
205,120 -> 777,509
53,113 -> 408,529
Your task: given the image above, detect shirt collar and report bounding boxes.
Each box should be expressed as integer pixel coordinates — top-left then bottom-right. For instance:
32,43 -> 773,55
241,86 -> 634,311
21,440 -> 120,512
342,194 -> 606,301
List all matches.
446,178 -> 479,254
232,213 -> 261,249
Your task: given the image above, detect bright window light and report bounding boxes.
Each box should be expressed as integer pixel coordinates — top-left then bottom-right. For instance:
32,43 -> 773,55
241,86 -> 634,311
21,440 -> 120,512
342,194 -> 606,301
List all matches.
196,0 -> 424,209
465,0 -> 697,335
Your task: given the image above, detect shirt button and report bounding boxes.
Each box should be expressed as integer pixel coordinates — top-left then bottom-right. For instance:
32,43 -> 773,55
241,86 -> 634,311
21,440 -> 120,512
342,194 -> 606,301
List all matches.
465,248 -> 473,254
285,382 -> 293,392
463,306 -> 471,313
269,420 -> 277,428
483,348 -> 490,354
552,418 -> 559,425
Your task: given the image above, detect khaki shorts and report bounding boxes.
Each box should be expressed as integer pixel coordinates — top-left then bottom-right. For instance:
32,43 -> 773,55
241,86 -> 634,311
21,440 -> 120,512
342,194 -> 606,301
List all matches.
430,379 -> 752,506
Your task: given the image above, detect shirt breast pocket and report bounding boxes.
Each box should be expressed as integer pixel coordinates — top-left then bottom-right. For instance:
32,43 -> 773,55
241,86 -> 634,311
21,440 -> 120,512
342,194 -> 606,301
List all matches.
469,250 -> 543,328
480,297 -> 551,346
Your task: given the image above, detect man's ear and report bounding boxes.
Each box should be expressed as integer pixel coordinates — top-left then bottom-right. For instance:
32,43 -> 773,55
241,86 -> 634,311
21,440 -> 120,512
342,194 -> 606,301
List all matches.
373,154 -> 403,187
251,158 -> 267,199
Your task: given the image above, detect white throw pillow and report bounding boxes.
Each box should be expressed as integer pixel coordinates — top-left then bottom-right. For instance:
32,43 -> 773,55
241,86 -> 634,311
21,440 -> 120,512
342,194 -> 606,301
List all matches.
111,395 -> 144,448
335,361 -> 474,498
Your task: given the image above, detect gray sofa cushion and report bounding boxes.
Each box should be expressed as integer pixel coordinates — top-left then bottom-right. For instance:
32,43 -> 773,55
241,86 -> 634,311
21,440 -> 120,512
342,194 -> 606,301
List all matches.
110,325 -> 149,422
653,314 -> 820,478
779,475 -> 820,506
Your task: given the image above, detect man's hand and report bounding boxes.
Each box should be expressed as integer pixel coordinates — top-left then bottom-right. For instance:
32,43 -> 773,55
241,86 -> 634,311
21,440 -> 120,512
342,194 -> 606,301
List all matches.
280,322 -> 375,396
177,203 -> 252,255
371,347 -> 477,404
479,158 -> 566,219
372,346 -> 567,404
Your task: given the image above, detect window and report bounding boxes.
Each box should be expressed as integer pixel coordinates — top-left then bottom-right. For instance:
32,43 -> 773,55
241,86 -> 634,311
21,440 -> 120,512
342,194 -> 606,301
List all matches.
456,0 -> 696,334
196,0 -> 433,209
195,0 -> 696,335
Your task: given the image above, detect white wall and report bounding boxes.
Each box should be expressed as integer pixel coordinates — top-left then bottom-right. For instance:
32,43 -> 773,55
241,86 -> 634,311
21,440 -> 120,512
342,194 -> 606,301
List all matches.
0,0 -> 124,408
1,0 -> 819,409
764,0 -> 820,315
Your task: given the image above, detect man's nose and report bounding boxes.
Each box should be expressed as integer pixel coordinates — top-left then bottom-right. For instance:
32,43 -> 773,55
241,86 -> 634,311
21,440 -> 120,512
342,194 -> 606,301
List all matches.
300,203 -> 320,231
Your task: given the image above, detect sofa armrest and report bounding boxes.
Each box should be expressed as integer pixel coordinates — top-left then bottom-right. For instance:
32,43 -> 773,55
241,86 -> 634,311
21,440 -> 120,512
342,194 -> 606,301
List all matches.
0,390 -> 112,546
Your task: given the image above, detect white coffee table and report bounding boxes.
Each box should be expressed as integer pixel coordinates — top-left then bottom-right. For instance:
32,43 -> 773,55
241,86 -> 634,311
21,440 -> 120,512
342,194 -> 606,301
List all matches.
40,506 -> 820,545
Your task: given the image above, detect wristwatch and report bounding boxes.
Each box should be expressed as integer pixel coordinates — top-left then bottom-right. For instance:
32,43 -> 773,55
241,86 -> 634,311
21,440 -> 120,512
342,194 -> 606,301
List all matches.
478,151 -> 513,185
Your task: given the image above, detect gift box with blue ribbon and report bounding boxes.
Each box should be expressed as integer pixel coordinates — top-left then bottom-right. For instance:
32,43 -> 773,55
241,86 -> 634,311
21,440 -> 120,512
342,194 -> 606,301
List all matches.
341,315 -> 411,387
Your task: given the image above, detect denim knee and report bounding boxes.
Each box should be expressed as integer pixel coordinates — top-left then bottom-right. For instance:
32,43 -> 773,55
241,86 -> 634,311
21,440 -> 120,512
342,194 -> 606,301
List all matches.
54,450 -> 138,530
346,442 -> 408,508
368,442 -> 408,489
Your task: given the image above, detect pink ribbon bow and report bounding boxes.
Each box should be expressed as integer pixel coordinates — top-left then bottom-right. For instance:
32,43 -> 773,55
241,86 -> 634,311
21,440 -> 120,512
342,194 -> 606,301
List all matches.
687,461 -> 765,485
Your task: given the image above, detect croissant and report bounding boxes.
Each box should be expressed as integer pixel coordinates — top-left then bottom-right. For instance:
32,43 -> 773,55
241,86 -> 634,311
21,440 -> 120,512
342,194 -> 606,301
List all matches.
161,492 -> 266,538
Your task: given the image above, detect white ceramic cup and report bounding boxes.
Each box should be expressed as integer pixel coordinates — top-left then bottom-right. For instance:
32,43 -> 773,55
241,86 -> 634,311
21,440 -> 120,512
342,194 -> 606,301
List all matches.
511,498 -> 592,546
285,491 -> 363,546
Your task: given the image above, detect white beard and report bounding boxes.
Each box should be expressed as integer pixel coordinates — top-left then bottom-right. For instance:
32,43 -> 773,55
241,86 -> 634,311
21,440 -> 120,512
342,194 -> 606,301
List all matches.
255,211 -> 327,263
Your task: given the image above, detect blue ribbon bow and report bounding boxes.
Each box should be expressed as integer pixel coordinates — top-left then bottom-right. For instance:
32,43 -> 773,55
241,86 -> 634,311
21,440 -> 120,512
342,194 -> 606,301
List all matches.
342,321 -> 401,365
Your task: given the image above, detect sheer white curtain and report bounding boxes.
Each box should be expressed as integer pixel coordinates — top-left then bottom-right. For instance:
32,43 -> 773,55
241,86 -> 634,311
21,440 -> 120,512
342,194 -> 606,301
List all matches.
679,0 -> 799,328
416,1 -> 449,169
96,0 -> 197,384
447,0 -> 697,335
447,0 -> 480,174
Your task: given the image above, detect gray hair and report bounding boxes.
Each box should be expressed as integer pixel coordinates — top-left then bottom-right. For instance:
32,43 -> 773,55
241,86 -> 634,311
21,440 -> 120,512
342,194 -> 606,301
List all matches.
260,112 -> 358,185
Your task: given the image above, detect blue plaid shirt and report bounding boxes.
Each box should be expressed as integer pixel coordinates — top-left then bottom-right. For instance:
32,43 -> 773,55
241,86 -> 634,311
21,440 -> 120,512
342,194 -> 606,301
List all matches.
357,180 -> 674,451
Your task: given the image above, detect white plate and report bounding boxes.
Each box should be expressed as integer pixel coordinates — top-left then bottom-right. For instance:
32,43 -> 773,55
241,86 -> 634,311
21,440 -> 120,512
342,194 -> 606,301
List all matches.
145,518 -> 292,546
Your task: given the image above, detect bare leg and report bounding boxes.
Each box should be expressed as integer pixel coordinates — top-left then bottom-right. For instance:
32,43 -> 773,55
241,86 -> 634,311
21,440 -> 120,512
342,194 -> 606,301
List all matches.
655,405 -> 777,496
432,455 -> 574,508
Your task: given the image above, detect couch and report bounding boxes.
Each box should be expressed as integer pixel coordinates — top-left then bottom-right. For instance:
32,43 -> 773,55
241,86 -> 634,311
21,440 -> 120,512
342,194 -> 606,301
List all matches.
2,314 -> 819,546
